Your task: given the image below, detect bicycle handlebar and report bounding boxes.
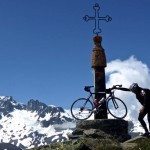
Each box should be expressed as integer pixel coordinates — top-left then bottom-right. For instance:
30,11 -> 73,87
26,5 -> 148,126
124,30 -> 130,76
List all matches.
111,85 -> 122,89
84,85 -> 124,93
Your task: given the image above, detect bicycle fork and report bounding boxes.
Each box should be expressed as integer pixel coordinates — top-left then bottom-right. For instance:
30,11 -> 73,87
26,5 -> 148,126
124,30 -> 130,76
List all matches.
112,98 -> 119,109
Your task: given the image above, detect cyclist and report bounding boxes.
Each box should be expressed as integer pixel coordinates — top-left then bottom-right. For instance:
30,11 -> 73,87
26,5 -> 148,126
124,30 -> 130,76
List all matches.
129,83 -> 150,136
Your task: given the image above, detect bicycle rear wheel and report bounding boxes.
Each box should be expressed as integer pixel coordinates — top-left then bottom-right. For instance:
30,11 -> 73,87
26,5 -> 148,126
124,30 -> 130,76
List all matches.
107,97 -> 127,119
71,98 -> 94,120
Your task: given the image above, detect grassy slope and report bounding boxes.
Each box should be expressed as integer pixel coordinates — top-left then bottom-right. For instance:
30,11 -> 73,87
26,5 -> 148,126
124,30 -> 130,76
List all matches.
30,136 -> 150,150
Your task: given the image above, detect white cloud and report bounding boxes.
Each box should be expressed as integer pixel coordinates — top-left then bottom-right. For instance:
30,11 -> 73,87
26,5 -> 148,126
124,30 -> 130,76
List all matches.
106,56 -> 150,123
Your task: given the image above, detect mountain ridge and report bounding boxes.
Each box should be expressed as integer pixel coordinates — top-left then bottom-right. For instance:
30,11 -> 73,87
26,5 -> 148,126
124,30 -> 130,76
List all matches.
0,96 -> 74,149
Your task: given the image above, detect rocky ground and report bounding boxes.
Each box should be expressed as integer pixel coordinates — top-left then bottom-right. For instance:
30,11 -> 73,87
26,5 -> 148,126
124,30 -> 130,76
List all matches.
30,119 -> 150,150
30,134 -> 150,150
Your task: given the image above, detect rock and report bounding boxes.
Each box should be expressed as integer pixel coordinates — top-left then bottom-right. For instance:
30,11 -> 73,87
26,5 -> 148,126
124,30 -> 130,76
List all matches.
77,119 -> 128,134
30,137 -> 122,150
75,119 -> 131,142
124,135 -> 148,143
0,143 -> 22,150
121,142 -> 137,149
83,129 -> 113,139
121,136 -> 150,149
72,128 -> 84,135
0,124 -> 3,129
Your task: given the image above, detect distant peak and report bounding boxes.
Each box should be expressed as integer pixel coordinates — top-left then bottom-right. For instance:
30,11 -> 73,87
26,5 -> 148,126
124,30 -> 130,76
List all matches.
0,96 -> 12,101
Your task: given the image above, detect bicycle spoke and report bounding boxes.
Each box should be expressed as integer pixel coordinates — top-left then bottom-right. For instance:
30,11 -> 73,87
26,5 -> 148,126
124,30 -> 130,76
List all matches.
71,98 -> 93,120
107,98 -> 127,119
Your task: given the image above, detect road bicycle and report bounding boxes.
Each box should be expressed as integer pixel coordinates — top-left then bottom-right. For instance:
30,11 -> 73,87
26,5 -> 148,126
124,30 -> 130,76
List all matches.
71,85 -> 128,120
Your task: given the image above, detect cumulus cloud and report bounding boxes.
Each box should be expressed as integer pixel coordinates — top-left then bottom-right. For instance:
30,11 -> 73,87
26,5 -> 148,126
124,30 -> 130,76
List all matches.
106,56 -> 150,122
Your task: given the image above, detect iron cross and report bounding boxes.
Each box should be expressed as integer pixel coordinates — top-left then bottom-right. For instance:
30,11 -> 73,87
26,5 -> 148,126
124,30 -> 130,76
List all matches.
83,3 -> 112,35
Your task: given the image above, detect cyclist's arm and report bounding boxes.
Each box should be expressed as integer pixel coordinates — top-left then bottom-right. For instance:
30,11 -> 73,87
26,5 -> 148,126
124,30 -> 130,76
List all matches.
105,87 -> 130,93
117,87 -> 130,91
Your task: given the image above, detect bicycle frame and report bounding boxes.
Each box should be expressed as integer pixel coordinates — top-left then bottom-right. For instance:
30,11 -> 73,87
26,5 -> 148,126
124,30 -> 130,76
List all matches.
87,90 -> 115,103
85,89 -> 120,111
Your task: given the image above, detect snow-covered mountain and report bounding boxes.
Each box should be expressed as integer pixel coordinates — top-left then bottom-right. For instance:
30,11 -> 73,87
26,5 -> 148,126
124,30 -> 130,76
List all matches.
0,96 -> 75,149
0,96 -> 145,149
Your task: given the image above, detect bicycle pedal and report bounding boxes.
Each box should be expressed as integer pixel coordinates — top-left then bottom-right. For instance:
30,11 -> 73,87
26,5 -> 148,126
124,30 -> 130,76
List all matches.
92,108 -> 97,112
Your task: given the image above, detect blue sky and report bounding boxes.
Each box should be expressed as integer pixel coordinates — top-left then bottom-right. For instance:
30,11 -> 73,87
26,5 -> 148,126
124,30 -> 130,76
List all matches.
0,0 -> 150,108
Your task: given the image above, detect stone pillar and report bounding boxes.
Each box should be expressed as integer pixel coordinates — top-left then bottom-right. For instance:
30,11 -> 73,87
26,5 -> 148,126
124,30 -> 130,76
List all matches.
92,35 -> 107,119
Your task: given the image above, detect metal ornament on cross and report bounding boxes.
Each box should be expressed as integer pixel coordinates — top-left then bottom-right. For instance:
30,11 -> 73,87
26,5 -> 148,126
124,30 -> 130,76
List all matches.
83,3 -> 112,35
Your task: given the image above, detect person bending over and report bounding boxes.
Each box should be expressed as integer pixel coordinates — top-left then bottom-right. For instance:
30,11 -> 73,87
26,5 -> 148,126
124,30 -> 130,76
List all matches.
129,83 -> 150,136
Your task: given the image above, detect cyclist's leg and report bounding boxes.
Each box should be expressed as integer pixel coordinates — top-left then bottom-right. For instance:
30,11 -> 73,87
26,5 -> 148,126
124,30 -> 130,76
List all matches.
147,110 -> 150,132
138,108 -> 149,133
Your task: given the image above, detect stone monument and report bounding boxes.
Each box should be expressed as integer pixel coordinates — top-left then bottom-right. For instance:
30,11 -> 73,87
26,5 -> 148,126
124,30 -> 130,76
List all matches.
83,3 -> 111,119
68,4 -> 131,145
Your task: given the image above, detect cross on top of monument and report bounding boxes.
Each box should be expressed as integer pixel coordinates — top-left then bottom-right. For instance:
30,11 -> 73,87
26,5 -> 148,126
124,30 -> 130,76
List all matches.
83,3 -> 112,35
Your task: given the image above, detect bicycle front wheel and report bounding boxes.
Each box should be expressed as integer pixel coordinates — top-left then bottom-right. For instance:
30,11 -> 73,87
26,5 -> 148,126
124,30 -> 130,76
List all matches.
71,98 -> 94,120
107,97 -> 127,119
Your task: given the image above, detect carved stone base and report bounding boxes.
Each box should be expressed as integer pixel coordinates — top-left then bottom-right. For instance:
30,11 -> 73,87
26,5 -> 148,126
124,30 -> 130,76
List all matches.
72,119 -> 131,142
